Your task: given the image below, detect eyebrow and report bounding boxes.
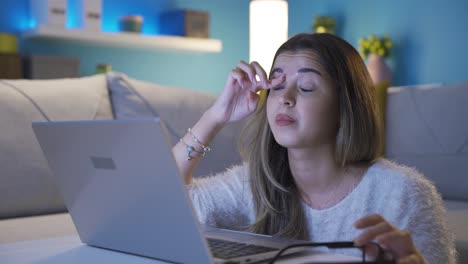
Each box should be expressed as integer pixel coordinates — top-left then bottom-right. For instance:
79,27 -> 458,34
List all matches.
271,67 -> 322,76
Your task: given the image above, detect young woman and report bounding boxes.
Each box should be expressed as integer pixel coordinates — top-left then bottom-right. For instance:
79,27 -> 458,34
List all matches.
172,33 -> 456,263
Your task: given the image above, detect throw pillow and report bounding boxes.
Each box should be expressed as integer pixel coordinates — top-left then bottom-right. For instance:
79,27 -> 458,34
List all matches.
106,72 -> 244,177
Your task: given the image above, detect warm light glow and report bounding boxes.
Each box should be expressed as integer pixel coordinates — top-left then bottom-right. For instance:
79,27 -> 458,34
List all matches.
316,26 -> 327,33
250,0 -> 288,75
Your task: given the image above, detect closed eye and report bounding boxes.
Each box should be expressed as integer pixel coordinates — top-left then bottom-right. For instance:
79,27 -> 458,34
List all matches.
300,87 -> 315,92
273,85 -> 285,91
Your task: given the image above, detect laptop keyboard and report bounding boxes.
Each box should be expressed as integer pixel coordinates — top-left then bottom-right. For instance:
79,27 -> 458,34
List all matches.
207,238 -> 278,259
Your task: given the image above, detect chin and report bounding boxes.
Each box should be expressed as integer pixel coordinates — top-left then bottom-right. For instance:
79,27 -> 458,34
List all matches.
272,134 -> 303,149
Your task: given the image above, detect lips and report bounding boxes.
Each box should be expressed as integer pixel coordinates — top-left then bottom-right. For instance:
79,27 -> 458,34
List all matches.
275,114 -> 295,126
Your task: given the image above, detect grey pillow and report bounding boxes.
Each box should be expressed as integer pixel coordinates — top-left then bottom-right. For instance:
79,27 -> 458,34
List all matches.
106,72 -> 244,177
0,75 -> 113,219
385,82 -> 468,201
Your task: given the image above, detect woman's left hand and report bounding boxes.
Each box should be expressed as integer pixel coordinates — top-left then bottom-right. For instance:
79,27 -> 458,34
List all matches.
354,214 -> 427,264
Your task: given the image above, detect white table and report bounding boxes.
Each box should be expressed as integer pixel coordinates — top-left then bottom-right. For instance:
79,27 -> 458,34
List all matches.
0,235 -> 362,264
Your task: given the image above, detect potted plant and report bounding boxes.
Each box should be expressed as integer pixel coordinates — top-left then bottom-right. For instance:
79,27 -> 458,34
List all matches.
358,34 -> 393,84
312,16 -> 336,34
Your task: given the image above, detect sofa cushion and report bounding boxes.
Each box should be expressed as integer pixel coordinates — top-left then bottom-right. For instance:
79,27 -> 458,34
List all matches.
385,83 -> 468,201
0,75 -> 113,219
107,72 -> 244,177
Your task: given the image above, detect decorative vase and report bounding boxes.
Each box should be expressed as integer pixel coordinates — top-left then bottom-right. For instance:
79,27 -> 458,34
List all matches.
366,54 -> 392,85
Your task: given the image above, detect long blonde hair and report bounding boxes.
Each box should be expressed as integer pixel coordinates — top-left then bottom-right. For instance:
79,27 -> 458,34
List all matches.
239,33 -> 384,240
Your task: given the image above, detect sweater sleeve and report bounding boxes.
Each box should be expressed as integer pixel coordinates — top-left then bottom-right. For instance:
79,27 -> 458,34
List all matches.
185,163 -> 254,229
402,174 -> 458,264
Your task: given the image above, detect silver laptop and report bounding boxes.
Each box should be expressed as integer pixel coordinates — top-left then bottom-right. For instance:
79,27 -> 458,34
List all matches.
32,118 -> 300,264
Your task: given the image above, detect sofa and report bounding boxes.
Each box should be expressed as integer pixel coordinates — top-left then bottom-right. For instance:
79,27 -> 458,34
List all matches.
0,73 -> 467,263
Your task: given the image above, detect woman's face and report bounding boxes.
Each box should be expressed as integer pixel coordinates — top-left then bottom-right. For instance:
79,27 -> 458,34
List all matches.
266,51 -> 340,149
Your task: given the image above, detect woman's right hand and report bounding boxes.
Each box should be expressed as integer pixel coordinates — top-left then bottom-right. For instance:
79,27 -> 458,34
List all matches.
173,61 -> 284,183
207,61 -> 286,126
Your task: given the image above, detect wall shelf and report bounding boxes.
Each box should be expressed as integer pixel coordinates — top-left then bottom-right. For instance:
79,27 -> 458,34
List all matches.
22,26 -> 222,53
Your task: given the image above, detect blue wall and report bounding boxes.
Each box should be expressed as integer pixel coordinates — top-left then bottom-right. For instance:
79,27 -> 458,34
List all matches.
1,0 -> 467,92
290,0 -> 468,86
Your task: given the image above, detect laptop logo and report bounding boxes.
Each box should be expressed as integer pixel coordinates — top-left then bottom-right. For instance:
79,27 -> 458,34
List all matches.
91,157 -> 116,170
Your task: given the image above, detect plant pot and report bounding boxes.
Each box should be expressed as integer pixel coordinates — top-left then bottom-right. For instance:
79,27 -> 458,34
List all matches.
366,54 -> 392,85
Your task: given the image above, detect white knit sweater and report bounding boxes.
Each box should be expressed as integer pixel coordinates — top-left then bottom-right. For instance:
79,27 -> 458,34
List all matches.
186,159 -> 457,264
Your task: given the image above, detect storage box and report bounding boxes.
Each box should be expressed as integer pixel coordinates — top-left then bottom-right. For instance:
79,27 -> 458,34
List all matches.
0,33 -> 18,54
83,0 -> 101,30
30,0 -> 67,28
160,9 -> 209,38
0,54 -> 23,79
23,55 -> 79,79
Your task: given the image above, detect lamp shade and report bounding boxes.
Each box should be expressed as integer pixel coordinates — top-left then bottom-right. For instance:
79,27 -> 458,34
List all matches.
249,0 -> 288,74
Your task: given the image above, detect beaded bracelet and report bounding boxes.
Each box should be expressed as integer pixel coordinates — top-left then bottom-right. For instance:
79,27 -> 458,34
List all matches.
188,128 -> 211,153
179,138 -> 205,160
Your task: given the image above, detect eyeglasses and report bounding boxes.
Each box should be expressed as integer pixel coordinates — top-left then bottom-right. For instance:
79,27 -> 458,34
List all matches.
268,241 -> 395,264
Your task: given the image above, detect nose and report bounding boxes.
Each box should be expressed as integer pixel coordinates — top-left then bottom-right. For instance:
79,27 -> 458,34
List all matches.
278,85 -> 296,107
